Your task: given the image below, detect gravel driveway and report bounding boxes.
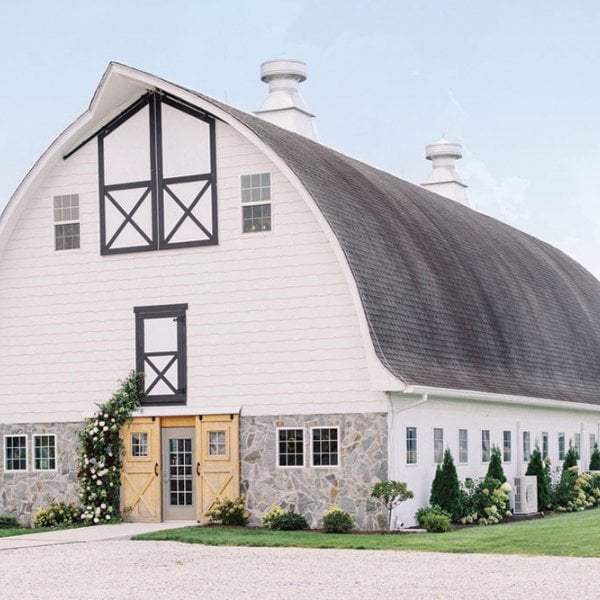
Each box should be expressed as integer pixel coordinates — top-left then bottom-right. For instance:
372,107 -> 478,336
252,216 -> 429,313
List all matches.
0,540 -> 596,600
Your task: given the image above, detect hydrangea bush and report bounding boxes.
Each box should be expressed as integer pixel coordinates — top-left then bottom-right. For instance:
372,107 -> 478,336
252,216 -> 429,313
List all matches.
33,502 -> 81,528
460,477 -> 512,525
78,372 -> 144,525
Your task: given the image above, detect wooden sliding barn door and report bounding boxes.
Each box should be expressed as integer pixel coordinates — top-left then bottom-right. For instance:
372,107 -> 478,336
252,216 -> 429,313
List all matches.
121,417 -> 162,522
196,414 -> 240,522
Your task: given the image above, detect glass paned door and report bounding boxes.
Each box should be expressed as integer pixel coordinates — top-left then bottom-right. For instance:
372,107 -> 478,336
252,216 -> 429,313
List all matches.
162,427 -> 195,520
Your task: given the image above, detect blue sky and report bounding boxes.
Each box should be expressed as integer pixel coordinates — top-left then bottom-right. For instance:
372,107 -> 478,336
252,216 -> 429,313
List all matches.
1,1 -> 599,277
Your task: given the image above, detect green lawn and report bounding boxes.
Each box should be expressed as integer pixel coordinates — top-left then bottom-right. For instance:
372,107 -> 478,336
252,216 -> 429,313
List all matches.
135,509 -> 600,557
0,528 -> 43,538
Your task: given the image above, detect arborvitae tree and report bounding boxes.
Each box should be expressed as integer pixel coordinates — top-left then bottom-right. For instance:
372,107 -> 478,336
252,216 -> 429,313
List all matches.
562,444 -> 579,471
429,448 -> 462,521
486,445 -> 506,483
525,446 -> 552,511
589,444 -> 600,471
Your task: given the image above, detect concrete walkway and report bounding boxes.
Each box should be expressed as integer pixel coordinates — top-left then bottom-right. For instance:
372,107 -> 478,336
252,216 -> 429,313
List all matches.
0,521 -> 196,550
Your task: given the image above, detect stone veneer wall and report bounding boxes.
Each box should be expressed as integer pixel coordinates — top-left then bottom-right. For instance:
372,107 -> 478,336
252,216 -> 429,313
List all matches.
0,422 -> 82,525
240,412 -> 388,530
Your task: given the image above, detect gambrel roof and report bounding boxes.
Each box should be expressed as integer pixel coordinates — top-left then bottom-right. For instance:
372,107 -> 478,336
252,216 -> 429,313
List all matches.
3,63 -> 600,406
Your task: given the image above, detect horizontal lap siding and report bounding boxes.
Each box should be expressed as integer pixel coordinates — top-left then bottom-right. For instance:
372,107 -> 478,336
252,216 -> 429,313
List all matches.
0,121 -> 384,423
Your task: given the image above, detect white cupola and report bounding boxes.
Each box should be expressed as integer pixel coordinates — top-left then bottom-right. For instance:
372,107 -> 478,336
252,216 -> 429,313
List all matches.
255,59 -> 318,141
422,137 -> 469,206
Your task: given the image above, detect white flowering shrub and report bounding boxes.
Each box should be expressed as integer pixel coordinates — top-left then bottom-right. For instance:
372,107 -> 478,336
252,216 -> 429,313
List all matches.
460,477 -> 512,526
33,502 -> 81,528
555,468 -> 600,512
78,372 -> 144,525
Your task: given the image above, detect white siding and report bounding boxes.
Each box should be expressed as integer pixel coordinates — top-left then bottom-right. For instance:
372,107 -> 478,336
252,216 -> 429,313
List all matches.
389,394 -> 600,527
0,120 -> 385,423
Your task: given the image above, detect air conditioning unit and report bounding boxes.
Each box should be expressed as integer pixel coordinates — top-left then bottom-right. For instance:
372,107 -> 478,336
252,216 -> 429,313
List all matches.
513,475 -> 538,514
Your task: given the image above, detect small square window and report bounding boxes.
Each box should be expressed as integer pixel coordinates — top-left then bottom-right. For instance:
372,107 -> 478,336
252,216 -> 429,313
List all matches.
131,432 -> 148,457
208,431 -> 227,456
277,428 -> 304,467
34,435 -> 56,470
241,173 -> 272,233
4,435 -> 27,471
312,427 -> 339,467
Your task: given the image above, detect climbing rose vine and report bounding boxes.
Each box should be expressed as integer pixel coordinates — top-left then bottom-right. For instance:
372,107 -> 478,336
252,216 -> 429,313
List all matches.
78,372 -> 144,525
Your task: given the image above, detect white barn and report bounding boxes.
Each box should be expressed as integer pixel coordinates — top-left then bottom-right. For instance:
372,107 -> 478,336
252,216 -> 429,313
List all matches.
1,61 -> 599,528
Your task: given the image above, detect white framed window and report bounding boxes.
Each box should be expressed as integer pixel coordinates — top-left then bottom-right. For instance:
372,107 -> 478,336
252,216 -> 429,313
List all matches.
458,429 -> 468,464
4,435 -> 27,471
241,173 -> 272,233
542,432 -> 549,459
208,431 -> 227,457
481,430 -> 491,463
277,428 -> 304,467
574,433 -> 581,460
311,427 -> 339,467
131,432 -> 149,458
406,427 -> 417,465
53,194 -> 80,250
33,434 -> 57,471
558,433 -> 565,460
503,430 -> 512,462
590,433 -> 597,454
433,428 -> 444,463
522,431 -> 531,462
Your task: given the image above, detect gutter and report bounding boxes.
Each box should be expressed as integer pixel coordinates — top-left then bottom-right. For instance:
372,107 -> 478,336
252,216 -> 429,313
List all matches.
400,385 -> 600,413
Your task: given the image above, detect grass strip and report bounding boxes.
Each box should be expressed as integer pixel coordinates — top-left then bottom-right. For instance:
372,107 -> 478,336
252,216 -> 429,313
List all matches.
134,509 -> 600,557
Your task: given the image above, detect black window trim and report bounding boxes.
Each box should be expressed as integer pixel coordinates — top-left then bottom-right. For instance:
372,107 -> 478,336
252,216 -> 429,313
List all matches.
134,303 -> 188,406
99,92 -> 218,256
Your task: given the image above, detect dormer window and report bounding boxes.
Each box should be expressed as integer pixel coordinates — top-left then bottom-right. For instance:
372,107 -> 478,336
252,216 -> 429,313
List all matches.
241,173 -> 272,233
53,194 -> 80,250
98,93 -> 217,255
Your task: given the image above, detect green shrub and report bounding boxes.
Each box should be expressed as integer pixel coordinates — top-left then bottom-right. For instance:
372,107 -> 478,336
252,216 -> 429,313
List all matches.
526,446 -> 552,510
563,445 -> 579,470
460,477 -> 512,525
32,502 -> 81,528
0,514 -> 22,529
269,511 -> 309,531
421,511 -> 452,533
371,480 -> 414,529
415,504 -> 451,528
205,496 -> 249,526
486,446 -> 506,484
589,444 -> 600,470
430,449 -> 462,521
322,506 -> 354,533
262,504 -> 285,528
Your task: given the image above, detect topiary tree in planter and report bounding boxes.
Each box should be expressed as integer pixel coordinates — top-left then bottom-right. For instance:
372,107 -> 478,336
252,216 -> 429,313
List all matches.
526,445 -> 552,510
486,445 -> 506,484
589,444 -> 600,471
371,480 -> 414,530
430,448 -> 463,521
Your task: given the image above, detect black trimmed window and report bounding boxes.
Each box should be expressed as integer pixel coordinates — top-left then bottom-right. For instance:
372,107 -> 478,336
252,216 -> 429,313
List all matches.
277,428 -> 304,467
34,434 -> 56,471
99,93 -> 217,255
311,427 -> 339,467
241,173 -> 271,233
4,435 -> 27,471
135,304 -> 188,405
53,194 -> 80,250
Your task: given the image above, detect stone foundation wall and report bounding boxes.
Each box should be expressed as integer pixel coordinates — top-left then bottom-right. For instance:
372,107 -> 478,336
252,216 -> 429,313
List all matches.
240,413 -> 388,530
0,422 -> 82,525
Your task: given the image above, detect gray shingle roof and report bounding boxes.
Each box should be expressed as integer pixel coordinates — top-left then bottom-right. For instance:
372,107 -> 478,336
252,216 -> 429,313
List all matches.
207,97 -> 600,405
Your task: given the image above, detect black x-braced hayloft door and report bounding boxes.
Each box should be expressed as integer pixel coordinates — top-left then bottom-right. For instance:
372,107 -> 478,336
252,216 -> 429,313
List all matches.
98,93 -> 217,255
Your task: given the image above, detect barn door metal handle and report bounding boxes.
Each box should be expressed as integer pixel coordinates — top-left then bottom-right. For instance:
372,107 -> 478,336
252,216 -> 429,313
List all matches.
154,462 -> 159,477
196,462 -> 201,476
